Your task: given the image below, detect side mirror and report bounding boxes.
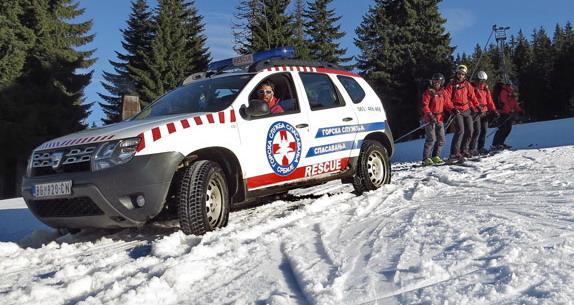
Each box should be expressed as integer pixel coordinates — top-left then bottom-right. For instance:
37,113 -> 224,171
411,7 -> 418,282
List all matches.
245,99 -> 270,117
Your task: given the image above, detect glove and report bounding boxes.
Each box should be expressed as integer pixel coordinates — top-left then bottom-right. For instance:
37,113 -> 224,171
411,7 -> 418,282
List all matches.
426,113 -> 437,124
452,108 -> 461,115
491,110 -> 500,118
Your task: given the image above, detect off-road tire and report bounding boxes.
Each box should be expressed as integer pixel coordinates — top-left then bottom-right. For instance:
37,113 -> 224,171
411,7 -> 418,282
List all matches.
178,160 -> 229,235
352,140 -> 391,194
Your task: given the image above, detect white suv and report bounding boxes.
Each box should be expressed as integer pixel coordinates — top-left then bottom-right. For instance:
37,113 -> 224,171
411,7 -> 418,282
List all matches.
22,47 -> 394,235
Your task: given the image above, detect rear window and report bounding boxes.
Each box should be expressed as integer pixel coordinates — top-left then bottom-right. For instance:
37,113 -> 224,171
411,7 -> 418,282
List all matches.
300,73 -> 344,110
337,75 -> 366,104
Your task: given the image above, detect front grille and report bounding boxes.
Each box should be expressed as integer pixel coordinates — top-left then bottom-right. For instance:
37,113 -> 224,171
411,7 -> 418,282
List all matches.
31,145 -> 96,176
27,197 -> 104,217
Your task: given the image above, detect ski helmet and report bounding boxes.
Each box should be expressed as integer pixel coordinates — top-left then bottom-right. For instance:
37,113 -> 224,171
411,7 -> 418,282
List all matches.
477,71 -> 488,80
430,73 -> 445,86
456,65 -> 468,75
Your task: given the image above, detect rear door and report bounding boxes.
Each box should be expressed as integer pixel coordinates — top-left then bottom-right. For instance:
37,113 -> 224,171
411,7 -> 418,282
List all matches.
295,72 -> 359,178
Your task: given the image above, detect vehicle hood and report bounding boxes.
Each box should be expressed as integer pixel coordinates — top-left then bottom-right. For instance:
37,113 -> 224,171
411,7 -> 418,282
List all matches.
35,113 -> 209,151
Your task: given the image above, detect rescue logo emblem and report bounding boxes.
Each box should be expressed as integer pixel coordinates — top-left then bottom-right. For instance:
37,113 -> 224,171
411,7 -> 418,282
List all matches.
266,121 -> 302,176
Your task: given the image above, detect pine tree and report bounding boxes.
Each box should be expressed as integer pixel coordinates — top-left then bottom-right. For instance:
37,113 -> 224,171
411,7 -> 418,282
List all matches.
233,0 -> 261,55
526,28 -> 554,120
0,0 -> 94,198
291,0 -> 310,59
511,30 -> 533,115
0,0 -> 34,89
12,0 -> 94,141
132,0 -> 210,103
467,44 -> 496,85
355,0 -> 453,137
234,0 -> 294,54
304,0 -> 351,65
98,0 -> 153,125
551,22 -> 574,117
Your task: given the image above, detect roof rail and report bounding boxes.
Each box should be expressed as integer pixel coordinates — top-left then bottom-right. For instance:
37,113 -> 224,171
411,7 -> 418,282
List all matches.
248,58 -> 347,72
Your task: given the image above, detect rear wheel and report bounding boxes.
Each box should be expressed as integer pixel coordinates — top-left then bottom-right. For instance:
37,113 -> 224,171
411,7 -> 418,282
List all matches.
352,140 -> 391,194
178,160 -> 229,235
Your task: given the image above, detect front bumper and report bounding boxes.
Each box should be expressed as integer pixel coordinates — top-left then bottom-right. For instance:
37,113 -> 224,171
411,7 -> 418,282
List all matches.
22,152 -> 184,229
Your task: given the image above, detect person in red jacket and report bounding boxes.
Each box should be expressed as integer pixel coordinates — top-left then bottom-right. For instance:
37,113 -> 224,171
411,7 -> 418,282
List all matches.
258,80 -> 284,114
420,73 -> 454,165
492,79 -> 522,149
444,64 -> 479,163
470,71 -> 499,155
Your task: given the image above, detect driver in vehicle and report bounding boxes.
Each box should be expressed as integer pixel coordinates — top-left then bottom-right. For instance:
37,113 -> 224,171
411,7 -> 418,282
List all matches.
258,80 -> 284,113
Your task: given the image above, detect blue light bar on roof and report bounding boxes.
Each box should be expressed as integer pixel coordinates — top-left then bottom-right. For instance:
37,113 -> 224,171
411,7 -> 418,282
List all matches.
208,47 -> 295,72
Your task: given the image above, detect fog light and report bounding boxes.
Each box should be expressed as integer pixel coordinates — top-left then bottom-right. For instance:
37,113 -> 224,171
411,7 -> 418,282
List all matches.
135,195 -> 145,208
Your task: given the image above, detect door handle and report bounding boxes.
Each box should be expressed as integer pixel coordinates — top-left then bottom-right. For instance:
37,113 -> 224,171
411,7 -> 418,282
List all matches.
343,117 -> 354,122
296,123 -> 309,128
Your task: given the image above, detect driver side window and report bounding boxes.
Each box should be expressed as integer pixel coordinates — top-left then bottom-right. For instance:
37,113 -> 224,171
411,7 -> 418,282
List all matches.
248,73 -> 300,116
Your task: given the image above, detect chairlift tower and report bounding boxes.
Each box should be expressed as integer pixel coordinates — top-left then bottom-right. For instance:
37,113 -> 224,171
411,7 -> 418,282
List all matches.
493,25 -> 511,83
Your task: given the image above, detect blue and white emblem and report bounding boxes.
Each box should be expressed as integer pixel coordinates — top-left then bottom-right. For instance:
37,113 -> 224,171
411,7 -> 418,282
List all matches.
266,121 -> 302,176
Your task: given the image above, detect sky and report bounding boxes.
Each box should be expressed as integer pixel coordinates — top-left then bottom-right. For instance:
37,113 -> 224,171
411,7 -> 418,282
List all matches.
1,117 -> 574,304
78,0 -> 574,126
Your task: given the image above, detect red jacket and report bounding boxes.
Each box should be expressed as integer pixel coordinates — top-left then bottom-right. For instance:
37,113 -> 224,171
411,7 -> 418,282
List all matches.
268,96 -> 284,113
472,81 -> 496,112
421,87 -> 453,123
444,80 -> 478,112
497,84 -> 521,114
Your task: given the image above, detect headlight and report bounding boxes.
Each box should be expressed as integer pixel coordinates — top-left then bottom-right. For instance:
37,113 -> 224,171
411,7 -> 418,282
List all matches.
92,137 -> 141,171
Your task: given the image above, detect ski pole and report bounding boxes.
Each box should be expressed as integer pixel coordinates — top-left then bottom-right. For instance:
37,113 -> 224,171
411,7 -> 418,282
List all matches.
394,123 -> 429,143
444,113 -> 456,130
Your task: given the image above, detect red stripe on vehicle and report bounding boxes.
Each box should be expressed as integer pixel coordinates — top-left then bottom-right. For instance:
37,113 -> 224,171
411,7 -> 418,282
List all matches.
167,122 -> 176,134
219,112 -> 225,123
152,127 -> 161,141
230,109 -> 236,122
181,119 -> 190,128
136,133 -> 145,152
316,68 -> 360,77
207,114 -> 214,124
194,116 -> 203,125
247,158 -> 349,189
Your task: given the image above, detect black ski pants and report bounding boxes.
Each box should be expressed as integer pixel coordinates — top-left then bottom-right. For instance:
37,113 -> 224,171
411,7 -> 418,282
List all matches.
493,113 -> 513,146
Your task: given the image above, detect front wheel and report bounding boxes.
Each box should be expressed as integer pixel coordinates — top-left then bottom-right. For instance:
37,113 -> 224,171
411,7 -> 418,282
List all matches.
352,140 -> 391,194
178,160 -> 229,235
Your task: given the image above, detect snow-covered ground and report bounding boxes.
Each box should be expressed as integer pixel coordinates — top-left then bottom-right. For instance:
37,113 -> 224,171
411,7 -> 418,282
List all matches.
1,118 -> 574,305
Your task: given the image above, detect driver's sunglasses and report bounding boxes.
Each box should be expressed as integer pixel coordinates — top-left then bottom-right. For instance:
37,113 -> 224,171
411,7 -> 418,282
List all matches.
258,89 -> 273,95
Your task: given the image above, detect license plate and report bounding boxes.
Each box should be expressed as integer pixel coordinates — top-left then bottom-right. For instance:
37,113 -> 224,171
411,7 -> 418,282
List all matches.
32,180 -> 72,197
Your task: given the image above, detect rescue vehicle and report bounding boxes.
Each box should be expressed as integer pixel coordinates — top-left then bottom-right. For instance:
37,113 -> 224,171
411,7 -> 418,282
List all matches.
21,47 -> 394,235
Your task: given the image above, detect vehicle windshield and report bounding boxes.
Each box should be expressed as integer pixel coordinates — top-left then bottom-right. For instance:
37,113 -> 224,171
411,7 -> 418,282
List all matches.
132,74 -> 253,120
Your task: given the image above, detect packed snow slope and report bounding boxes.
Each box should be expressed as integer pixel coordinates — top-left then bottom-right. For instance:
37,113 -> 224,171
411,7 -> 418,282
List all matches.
1,118 -> 574,305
